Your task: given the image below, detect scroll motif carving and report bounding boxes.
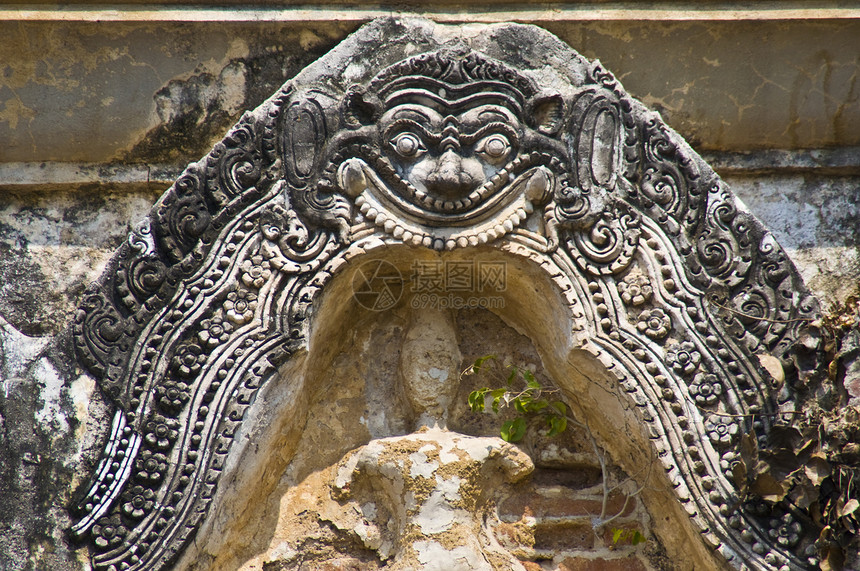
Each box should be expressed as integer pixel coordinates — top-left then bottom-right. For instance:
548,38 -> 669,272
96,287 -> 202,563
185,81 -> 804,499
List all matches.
71,19 -> 825,571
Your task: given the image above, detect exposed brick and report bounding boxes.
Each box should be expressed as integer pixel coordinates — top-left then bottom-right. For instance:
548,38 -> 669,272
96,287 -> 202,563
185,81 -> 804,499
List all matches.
557,555 -> 648,571
534,521 -> 594,551
500,490 -> 636,520
520,561 -> 544,571
531,466 -> 602,489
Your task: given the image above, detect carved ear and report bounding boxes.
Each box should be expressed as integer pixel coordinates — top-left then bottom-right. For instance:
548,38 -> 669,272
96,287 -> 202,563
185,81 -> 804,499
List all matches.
342,84 -> 382,128
528,92 -> 565,136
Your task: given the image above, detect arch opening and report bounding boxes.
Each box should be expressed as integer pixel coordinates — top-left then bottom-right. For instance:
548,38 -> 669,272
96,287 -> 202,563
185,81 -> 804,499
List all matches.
171,245 -> 724,571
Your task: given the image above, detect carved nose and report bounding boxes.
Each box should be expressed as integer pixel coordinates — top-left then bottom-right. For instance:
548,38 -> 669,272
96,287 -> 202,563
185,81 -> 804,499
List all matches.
425,149 -> 474,196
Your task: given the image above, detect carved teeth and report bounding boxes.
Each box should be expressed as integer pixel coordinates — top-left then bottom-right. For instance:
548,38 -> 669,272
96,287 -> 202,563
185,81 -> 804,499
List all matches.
516,208 -> 527,220
393,226 -> 405,239
487,227 -> 498,240
375,213 -> 387,225
524,201 -> 534,214
478,232 -> 489,243
359,202 -> 371,214
411,233 -> 424,246
367,208 -> 379,219
457,237 -> 469,248
433,238 -> 445,251
503,220 -> 514,232
402,231 -> 413,242
422,236 -> 433,247
445,239 -> 456,250
384,220 -> 396,232
467,235 -> 479,247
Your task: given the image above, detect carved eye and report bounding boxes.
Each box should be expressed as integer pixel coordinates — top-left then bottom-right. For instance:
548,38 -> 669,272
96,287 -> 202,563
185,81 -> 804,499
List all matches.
390,133 -> 425,158
476,134 -> 511,162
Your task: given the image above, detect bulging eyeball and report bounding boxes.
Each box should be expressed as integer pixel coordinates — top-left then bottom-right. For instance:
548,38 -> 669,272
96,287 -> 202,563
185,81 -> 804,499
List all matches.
476,133 -> 511,162
390,132 -> 425,158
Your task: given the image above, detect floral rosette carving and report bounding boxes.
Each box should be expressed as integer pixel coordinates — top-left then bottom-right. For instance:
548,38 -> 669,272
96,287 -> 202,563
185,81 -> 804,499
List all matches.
619,272 -> 653,306
171,343 -> 207,379
706,414 -> 739,448
144,414 -> 179,451
721,450 -> 741,478
135,450 -> 168,484
666,341 -> 702,376
121,485 -> 156,520
769,514 -> 802,549
155,378 -> 191,413
689,372 -> 723,407
241,255 -> 272,289
92,515 -> 127,551
224,289 -> 258,325
636,307 -> 671,340
198,316 -> 233,349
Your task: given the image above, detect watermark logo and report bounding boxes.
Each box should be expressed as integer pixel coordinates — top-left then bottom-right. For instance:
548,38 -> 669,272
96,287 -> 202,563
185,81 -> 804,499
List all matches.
352,259 -> 507,311
351,260 -> 404,311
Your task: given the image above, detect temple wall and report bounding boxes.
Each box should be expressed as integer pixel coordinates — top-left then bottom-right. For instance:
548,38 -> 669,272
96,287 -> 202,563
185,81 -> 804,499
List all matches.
0,8 -> 858,571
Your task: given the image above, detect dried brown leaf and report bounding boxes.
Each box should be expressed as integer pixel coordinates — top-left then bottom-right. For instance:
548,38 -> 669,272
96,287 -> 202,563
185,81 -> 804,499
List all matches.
751,471 -> 786,503
806,456 -> 833,486
840,498 -> 859,518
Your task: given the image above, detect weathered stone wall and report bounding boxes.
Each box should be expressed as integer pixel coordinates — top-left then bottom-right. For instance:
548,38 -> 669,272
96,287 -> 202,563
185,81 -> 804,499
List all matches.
1,9 -> 858,571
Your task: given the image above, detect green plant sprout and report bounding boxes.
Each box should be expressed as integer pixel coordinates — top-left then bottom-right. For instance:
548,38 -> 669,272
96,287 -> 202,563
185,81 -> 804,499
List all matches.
466,355 -> 567,443
463,354 -> 652,537
611,527 -> 646,547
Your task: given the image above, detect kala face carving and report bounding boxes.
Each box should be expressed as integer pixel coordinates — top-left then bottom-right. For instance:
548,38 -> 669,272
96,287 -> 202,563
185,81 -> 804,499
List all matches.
330,51 -> 563,248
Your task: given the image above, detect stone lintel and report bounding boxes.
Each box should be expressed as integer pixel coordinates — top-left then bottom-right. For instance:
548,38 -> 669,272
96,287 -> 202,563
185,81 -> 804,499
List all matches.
4,4 -> 860,22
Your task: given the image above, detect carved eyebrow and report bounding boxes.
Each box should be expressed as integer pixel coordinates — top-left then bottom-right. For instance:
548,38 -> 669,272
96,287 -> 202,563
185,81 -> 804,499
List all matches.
476,109 -> 513,123
390,107 -> 434,124
460,122 -> 519,147
382,118 -> 442,145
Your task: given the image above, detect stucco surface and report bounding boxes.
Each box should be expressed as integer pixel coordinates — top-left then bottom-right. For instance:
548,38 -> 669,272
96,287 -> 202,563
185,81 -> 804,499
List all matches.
2,19 -> 859,165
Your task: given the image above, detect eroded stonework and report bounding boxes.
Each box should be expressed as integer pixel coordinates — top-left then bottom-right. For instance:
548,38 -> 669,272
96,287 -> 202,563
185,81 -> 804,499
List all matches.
72,18 -> 825,571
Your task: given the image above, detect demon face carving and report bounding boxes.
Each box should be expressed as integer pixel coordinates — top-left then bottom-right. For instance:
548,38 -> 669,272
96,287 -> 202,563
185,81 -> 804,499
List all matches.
333,51 -> 566,249
380,95 -> 521,209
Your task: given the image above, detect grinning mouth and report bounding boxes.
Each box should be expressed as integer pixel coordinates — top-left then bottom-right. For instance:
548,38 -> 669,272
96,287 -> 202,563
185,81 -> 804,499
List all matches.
376,155 -> 523,216
338,156 -> 554,250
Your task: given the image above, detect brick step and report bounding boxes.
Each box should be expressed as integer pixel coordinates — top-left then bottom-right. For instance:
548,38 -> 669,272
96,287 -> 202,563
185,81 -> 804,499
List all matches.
499,488 -> 636,522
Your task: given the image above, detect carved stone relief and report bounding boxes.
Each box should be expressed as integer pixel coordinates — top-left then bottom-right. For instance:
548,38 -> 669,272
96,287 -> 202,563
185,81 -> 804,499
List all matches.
71,18 -> 821,571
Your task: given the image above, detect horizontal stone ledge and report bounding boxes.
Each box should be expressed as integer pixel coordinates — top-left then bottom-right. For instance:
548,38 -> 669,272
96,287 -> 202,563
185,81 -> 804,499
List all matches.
4,4 -> 860,22
0,162 -> 182,191
702,147 -> 860,175
2,148 -> 858,191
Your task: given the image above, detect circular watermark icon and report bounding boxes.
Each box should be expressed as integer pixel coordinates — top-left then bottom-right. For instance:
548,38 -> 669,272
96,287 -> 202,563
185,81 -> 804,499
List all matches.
351,260 -> 404,311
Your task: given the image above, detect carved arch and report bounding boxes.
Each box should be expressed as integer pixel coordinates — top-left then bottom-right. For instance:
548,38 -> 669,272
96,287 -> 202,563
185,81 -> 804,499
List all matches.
72,18 -> 819,571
